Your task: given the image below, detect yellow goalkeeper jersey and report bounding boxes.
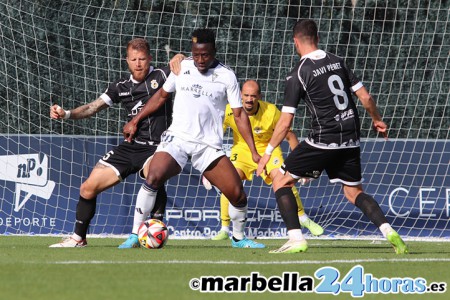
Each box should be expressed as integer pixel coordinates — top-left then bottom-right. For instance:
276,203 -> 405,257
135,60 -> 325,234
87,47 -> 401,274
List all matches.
223,100 -> 281,152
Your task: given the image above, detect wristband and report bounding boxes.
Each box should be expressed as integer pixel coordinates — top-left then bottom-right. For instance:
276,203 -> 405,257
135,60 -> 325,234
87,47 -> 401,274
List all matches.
265,144 -> 275,155
63,110 -> 71,119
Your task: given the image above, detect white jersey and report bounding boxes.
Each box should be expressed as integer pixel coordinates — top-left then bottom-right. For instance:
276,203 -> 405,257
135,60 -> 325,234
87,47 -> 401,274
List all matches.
163,58 -> 241,149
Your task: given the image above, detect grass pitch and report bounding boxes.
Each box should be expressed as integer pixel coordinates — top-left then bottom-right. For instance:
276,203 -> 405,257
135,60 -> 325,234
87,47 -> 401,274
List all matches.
0,236 -> 448,300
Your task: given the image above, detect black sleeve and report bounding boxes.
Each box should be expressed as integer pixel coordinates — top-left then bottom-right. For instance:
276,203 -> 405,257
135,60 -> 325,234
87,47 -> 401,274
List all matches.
341,59 -> 361,90
283,67 -> 304,110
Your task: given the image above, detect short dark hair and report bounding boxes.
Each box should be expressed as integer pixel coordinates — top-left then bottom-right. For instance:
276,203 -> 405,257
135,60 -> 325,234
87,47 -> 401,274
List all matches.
191,28 -> 216,49
293,19 -> 318,44
127,38 -> 151,55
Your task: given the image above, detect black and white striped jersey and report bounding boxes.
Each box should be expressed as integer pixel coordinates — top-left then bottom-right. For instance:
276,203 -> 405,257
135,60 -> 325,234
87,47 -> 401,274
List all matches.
100,66 -> 172,144
282,50 -> 363,149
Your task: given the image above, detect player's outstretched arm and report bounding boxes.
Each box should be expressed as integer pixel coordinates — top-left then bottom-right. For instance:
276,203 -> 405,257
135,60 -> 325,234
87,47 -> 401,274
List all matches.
123,88 -> 171,142
50,98 -> 108,120
354,87 -> 388,140
232,107 -> 261,163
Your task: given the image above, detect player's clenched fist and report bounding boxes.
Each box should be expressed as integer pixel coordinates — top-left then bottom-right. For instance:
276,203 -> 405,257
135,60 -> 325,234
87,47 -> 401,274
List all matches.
50,104 -> 68,119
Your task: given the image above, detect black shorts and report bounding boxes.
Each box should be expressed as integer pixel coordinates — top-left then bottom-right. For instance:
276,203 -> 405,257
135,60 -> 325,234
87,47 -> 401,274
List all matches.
99,141 -> 157,180
282,140 -> 362,185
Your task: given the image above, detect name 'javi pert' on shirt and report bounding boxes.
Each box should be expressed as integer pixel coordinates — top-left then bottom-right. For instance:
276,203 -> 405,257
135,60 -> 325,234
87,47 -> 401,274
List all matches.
312,62 -> 342,77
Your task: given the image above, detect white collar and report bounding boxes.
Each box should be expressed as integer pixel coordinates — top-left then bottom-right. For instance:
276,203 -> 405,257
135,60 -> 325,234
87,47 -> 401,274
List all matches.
301,49 -> 326,60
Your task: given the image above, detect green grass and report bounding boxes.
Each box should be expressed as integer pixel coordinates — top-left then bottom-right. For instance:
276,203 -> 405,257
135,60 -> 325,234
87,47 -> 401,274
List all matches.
0,236 -> 449,300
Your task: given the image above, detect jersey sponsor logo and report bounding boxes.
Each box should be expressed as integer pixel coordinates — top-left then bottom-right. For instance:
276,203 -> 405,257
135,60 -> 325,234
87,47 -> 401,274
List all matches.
184,70 -> 190,75
130,100 -> 143,116
150,79 -> 159,89
180,84 -> 213,98
286,76 -> 292,81
119,92 -> 131,96
212,72 -> 218,81
334,108 -> 355,121
253,126 -> 262,134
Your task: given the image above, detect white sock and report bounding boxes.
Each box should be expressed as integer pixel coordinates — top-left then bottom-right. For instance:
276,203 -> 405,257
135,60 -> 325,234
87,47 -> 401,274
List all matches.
379,223 -> 393,238
131,184 -> 157,234
220,226 -> 230,233
288,229 -> 304,241
229,204 -> 247,240
72,233 -> 83,241
298,214 -> 309,223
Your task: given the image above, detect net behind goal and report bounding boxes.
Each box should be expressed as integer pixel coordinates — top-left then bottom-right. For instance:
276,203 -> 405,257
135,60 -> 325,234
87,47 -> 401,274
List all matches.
0,0 -> 449,239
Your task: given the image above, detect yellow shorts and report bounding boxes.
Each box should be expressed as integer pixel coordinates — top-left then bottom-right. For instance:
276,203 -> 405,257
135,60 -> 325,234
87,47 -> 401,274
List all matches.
229,146 -> 284,185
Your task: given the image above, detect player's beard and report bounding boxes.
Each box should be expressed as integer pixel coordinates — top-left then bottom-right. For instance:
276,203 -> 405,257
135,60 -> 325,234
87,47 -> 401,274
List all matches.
244,101 -> 255,112
130,65 -> 150,82
132,69 -> 147,82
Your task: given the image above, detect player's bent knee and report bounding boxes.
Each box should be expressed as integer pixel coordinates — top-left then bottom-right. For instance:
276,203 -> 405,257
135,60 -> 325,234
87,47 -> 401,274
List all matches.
145,173 -> 165,189
79,182 -> 98,200
229,192 -> 247,208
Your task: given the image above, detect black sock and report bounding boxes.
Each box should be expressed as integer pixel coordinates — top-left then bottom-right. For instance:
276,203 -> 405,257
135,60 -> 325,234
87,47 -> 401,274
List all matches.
151,187 -> 167,221
275,187 -> 301,231
74,196 -> 96,239
354,193 -> 388,227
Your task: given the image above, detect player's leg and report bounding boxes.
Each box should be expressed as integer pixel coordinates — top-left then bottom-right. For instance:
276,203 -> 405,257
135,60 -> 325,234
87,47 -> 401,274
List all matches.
136,135 -> 185,222
121,152 -> 179,248
292,185 -> 324,236
268,154 -> 323,237
343,184 -> 408,254
151,188 -> 167,221
137,151 -> 181,221
212,168 -> 245,241
120,136 -> 187,249
268,142 -> 324,253
266,150 -> 308,248
50,163 -> 120,248
203,156 -> 264,249
120,153 -> 169,248
211,194 -> 231,240
330,147 -> 408,254
270,171 -> 308,253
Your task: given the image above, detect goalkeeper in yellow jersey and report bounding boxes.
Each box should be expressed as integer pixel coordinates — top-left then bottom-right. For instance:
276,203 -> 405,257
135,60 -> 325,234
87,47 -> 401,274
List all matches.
210,80 -> 323,240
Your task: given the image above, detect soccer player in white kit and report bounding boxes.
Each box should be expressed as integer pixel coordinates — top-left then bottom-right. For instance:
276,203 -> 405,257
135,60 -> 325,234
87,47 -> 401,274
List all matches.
123,29 -> 265,248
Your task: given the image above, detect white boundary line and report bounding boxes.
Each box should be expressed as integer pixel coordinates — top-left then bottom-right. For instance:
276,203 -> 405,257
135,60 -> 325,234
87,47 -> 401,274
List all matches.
48,258 -> 450,265
24,234 -> 450,242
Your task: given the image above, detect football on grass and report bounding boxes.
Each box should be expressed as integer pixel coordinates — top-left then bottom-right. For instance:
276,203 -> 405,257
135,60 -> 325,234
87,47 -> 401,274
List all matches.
137,219 -> 169,249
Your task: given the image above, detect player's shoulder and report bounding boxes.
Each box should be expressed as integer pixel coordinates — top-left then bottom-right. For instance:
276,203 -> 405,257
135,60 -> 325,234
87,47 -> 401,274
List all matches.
259,101 -> 280,118
152,65 -> 171,78
324,50 -> 344,61
110,75 -> 132,88
215,60 -> 233,71
212,60 -> 237,78
259,100 -> 277,110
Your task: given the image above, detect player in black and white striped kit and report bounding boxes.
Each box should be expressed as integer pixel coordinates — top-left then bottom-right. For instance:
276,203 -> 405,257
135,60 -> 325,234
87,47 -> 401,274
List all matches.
257,19 -> 408,254
49,38 -> 173,248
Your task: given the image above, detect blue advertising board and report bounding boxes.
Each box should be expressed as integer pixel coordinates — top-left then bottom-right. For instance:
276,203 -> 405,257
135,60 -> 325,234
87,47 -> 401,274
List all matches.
0,135 -> 449,238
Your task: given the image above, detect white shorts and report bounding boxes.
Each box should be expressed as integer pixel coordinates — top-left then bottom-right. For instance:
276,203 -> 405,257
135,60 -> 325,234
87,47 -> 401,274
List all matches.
155,132 -> 225,174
